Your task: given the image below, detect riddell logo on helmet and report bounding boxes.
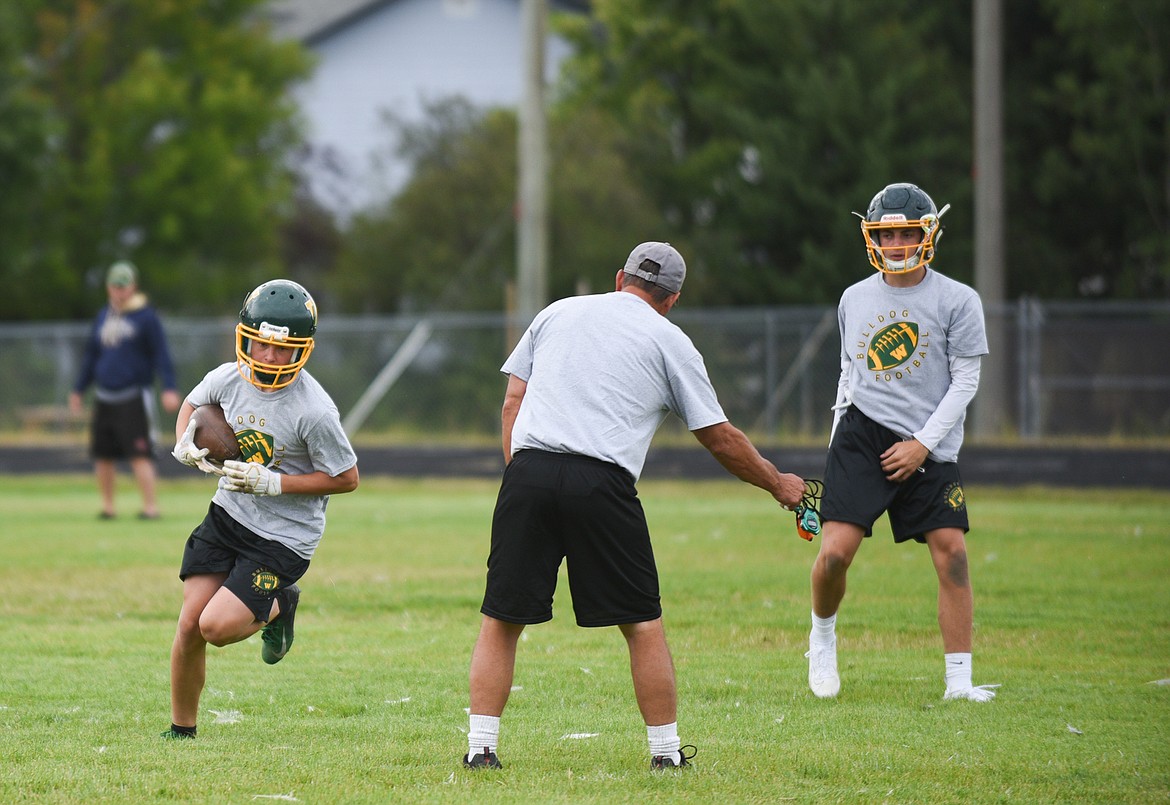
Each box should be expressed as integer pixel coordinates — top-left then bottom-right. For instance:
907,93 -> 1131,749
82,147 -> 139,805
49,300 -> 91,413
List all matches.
258,321 -> 291,341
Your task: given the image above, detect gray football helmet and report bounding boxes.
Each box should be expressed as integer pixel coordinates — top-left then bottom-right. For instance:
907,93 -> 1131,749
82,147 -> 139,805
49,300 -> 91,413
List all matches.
857,183 -> 950,273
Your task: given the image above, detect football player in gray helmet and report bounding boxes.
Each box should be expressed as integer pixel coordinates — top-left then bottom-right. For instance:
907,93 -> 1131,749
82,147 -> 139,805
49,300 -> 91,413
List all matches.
806,184 -> 998,704
857,182 -> 951,274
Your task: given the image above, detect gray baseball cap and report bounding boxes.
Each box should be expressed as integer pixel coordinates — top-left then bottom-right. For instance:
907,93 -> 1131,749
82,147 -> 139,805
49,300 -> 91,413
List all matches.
623,242 -> 686,293
106,261 -> 138,287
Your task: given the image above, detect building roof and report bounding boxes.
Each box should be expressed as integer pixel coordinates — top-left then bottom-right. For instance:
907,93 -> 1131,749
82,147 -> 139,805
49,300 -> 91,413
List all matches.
265,0 -> 395,44
265,0 -> 590,45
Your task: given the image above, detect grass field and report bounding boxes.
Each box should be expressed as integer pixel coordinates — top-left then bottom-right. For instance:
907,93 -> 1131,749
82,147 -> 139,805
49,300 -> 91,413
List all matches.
1,475 -> 1167,804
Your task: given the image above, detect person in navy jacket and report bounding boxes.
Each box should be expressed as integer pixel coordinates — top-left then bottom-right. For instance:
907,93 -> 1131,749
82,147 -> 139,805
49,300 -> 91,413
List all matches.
69,261 -> 181,519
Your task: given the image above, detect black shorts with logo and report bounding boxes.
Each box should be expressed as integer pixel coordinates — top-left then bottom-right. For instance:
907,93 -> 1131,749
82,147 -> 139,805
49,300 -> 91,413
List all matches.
822,406 -> 970,544
91,395 -> 154,460
179,503 -> 309,622
481,449 -> 662,628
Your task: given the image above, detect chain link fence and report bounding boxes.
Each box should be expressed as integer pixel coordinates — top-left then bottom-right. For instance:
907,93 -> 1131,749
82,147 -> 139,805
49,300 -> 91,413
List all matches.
2,301 -> 1167,443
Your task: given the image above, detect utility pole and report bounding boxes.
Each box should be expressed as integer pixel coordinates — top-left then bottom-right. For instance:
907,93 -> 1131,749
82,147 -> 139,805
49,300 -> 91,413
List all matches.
516,0 -> 549,323
973,0 -> 1008,437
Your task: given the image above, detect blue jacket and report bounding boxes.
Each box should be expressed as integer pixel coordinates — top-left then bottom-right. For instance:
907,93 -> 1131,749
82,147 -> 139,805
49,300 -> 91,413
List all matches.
74,296 -> 179,396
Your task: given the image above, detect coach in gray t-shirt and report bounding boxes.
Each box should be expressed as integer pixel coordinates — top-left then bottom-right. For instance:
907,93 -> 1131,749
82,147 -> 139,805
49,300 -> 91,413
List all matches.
461,241 -> 806,773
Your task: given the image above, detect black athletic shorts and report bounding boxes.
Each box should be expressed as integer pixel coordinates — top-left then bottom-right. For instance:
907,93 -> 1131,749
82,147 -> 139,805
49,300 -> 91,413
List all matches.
90,395 -> 154,460
821,406 -> 970,544
179,503 -> 309,622
480,449 -> 662,628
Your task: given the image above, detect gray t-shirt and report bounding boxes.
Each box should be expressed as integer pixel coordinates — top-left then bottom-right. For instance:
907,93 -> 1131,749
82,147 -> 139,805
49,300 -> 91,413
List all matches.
503,291 -> 728,481
837,269 -> 988,462
187,362 -> 358,559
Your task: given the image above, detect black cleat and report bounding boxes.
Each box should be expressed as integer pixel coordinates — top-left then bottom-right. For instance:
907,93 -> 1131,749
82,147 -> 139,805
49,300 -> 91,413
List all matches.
463,747 -> 503,769
651,744 -> 697,770
160,728 -> 195,741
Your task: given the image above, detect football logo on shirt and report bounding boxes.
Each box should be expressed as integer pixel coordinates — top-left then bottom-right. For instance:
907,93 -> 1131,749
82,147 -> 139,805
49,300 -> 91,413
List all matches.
867,321 -> 919,371
228,412 -> 277,466
236,428 -> 275,465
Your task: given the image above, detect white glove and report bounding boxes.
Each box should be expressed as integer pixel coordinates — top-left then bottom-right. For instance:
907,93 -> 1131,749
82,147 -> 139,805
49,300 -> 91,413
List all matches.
222,459 -> 283,496
172,419 -> 225,476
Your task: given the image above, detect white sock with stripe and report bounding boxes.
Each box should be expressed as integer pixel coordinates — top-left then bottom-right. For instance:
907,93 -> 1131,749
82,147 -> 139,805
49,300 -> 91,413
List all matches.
468,713 -> 499,758
811,611 -> 837,646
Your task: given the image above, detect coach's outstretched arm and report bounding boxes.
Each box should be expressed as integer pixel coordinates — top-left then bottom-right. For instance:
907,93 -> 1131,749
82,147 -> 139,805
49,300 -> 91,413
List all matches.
692,421 -> 805,508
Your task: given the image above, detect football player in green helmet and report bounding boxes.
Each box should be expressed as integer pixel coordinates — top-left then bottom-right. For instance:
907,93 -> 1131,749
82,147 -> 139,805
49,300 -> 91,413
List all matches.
236,279 -> 318,391
164,279 -> 358,741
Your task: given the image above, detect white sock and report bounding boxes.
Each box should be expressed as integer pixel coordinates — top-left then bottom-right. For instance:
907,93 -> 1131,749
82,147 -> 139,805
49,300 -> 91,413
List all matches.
468,713 -> 500,757
944,652 -> 974,690
647,721 -> 680,761
811,611 -> 837,646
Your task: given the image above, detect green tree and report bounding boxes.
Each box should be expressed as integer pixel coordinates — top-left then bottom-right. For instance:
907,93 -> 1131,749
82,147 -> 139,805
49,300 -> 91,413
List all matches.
335,97 -> 666,313
0,0 -> 53,296
335,99 -> 518,314
555,0 -> 972,305
7,0 -> 312,320
556,0 -> 1169,301
1007,0 -> 1169,297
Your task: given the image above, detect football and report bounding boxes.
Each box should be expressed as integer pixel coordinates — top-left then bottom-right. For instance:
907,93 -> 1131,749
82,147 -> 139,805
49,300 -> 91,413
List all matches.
191,404 -> 241,462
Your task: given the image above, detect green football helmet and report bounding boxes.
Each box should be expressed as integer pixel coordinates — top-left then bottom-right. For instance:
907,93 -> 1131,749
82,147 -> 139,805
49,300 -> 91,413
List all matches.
857,183 -> 950,274
235,279 -> 317,391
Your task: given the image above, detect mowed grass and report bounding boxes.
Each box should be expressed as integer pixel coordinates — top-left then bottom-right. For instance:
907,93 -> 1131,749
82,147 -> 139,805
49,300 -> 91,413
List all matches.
0,475 -> 1167,804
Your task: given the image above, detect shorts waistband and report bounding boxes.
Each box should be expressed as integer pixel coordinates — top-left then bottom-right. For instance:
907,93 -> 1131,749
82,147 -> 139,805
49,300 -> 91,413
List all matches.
95,386 -> 145,404
514,449 -> 631,479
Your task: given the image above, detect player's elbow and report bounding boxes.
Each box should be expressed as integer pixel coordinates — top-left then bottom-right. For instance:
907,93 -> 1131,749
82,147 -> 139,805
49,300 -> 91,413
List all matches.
335,466 -> 360,494
693,421 -> 742,461
501,398 -> 522,422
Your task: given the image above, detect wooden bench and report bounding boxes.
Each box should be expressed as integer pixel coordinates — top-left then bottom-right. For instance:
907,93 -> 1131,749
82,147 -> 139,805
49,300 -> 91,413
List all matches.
17,405 -> 88,433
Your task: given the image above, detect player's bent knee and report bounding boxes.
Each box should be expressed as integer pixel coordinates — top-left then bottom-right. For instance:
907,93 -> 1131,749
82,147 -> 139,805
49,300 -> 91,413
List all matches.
199,617 -> 244,647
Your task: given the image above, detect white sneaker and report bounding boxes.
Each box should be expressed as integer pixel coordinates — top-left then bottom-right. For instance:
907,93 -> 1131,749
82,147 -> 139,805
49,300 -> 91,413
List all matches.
943,684 -> 1000,702
805,640 -> 840,698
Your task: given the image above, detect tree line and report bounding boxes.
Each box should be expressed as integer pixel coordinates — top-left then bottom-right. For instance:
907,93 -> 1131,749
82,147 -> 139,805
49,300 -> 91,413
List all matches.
2,0 -> 1166,321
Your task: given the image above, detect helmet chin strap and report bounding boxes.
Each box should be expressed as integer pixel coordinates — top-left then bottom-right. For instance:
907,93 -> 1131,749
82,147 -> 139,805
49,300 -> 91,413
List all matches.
881,250 -> 923,273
